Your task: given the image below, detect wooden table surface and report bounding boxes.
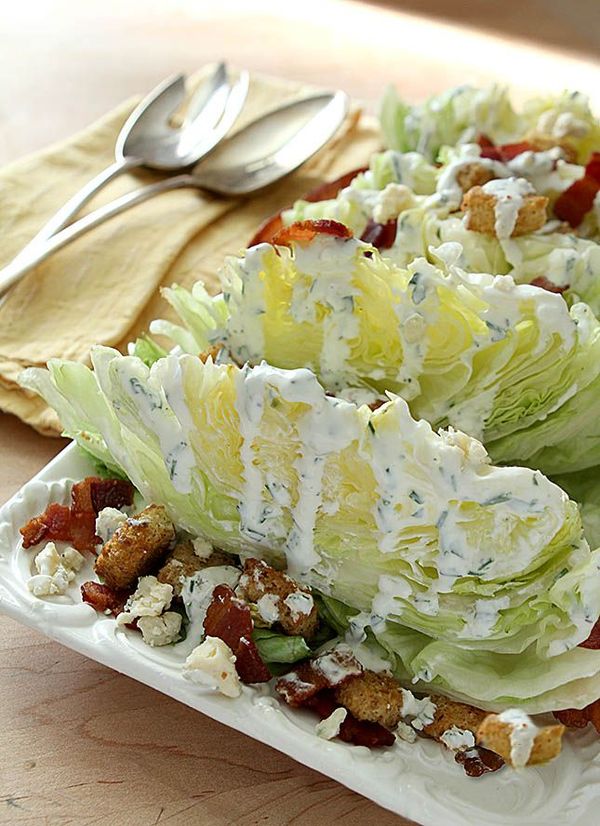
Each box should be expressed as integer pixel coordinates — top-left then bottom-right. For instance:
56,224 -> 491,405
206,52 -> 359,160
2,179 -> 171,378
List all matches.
1,2 -> 599,824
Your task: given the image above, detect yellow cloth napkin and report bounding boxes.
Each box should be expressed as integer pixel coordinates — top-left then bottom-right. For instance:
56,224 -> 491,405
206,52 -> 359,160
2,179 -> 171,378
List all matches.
0,70 -> 381,435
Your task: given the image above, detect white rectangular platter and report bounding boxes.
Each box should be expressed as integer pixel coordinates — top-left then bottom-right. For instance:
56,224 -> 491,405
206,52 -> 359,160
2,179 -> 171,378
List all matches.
1,442 -> 600,826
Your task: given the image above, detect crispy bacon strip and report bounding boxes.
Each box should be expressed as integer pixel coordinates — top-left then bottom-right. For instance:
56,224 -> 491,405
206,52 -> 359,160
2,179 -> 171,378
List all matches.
81,581 -> 130,616
275,648 -> 396,746
275,646 -> 362,706
20,503 -> 72,548
203,584 -> 270,684
248,167 -> 366,246
360,218 -> 397,250
71,477 -> 135,552
89,478 -> 134,513
455,746 -> 504,778
20,476 -> 134,553
555,698 -> 600,732
272,219 -> 352,248
306,690 -> 395,748
554,151 -> 600,227
578,618 -> 600,649
529,276 -> 569,294
478,139 -> 535,162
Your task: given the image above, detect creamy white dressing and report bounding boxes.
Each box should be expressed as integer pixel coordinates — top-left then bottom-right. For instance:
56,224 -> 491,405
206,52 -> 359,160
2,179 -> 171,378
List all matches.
458,596 -> 510,639
289,237 -> 362,388
497,708 -> 538,768
313,645 -> 362,685
435,143 -> 510,208
114,358 -> 195,495
507,148 -> 574,194
181,566 -> 242,635
480,177 -> 536,239
344,611 -> 391,672
234,362 -> 359,575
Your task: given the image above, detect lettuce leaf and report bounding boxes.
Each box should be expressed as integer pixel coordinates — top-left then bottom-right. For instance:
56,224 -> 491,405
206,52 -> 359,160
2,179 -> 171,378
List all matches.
252,628 -> 312,663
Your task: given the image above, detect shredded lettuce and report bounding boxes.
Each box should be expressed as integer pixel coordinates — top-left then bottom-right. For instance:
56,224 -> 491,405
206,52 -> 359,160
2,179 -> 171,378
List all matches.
380,84 -> 600,163
130,334 -> 168,368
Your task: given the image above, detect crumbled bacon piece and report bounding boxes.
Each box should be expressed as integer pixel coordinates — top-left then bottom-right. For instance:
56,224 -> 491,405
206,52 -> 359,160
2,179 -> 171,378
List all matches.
555,698 -> 600,733
272,219 -> 353,248
89,478 -> 134,513
203,584 -> 270,684
455,746 -> 504,777
553,708 -> 590,729
275,646 -> 362,705
20,503 -> 72,548
70,479 -> 99,552
303,167 -> 368,203
554,151 -> 600,227
81,581 -> 130,616
306,690 -> 395,748
360,218 -> 397,250
476,133 -> 495,150
248,168 -> 366,246
248,213 -> 285,247
479,140 -> 535,162
276,660 -> 330,706
529,276 -> 569,294
578,618 -> 600,649
20,476 -> 134,553
70,477 -> 135,553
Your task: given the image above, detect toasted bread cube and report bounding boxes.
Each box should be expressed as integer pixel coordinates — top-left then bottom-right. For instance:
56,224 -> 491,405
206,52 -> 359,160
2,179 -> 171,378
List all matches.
524,131 -> 578,163
238,558 -> 319,639
455,162 -> 496,193
422,694 -> 488,741
94,504 -> 175,590
334,670 -> 403,729
462,185 -> 548,237
476,712 -> 564,767
199,345 -> 222,363
157,540 -> 237,595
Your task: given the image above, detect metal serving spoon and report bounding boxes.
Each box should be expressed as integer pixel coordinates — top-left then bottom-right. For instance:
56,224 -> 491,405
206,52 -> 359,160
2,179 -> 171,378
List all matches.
0,64 -> 248,269
0,91 -> 348,296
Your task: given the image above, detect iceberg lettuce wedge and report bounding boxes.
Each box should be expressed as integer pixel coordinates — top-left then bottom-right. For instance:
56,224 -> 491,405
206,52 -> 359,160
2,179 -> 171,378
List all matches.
19,350 -> 600,711
152,234 -> 600,472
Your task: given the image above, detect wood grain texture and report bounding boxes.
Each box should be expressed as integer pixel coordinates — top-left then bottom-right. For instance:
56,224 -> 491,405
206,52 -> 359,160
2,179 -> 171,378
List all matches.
1,1 -> 598,823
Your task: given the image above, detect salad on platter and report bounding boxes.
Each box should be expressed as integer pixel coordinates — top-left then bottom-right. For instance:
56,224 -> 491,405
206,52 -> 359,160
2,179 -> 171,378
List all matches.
15,83 -> 600,779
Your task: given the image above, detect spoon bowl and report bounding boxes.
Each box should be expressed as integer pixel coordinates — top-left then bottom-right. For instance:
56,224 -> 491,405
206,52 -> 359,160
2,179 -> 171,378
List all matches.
195,91 -> 349,195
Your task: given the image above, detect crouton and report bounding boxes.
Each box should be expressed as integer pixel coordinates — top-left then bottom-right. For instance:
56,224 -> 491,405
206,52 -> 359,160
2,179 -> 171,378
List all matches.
157,540 -> 237,595
455,162 -> 496,193
238,558 -> 319,639
199,345 -> 222,363
524,132 -> 578,163
476,710 -> 564,767
334,670 -> 403,729
462,182 -> 548,237
422,694 -> 488,742
94,504 -> 175,590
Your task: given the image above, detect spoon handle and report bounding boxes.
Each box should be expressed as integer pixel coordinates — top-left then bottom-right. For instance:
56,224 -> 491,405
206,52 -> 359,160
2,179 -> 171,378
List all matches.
0,173 -> 197,296
20,156 -> 140,252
